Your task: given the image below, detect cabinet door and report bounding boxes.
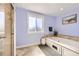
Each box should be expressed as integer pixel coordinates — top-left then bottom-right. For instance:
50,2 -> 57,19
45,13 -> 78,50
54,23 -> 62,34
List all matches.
62,47 -> 79,56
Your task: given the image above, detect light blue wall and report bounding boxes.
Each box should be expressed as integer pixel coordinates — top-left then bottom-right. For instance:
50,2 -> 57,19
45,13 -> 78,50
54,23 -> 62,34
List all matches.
55,8 -> 79,36
16,7 -> 56,47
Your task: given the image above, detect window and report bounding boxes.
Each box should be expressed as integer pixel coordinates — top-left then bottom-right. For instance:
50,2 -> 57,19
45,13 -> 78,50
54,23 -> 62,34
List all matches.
28,13 -> 44,33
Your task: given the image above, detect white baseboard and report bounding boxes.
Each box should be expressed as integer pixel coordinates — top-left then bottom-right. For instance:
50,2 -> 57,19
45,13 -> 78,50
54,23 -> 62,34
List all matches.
16,42 -> 40,49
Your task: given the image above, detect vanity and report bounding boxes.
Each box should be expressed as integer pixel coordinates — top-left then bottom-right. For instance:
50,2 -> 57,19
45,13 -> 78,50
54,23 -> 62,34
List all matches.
41,37 -> 79,56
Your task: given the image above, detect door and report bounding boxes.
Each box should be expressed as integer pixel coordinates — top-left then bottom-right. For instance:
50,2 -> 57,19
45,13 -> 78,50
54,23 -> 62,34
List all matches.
0,3 -> 14,56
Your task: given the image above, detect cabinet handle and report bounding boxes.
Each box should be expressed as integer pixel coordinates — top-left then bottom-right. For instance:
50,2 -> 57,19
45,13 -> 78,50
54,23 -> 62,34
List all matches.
52,45 -> 58,50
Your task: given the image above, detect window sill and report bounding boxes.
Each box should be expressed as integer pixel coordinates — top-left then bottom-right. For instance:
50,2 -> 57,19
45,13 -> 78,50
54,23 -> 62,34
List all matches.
28,31 -> 44,34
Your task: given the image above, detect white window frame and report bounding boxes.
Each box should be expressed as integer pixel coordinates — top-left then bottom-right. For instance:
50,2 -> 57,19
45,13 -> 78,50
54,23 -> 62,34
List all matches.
27,12 -> 44,33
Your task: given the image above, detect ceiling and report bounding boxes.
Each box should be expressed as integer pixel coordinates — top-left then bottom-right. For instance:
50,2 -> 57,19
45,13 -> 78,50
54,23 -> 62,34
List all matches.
14,3 -> 79,16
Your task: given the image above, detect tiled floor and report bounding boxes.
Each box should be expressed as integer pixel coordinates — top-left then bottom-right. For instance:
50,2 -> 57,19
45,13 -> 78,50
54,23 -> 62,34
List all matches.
16,45 -> 45,56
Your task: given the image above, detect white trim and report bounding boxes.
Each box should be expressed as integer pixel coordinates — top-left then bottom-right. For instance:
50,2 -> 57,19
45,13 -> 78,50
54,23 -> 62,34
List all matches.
16,42 -> 40,49
14,6 -> 16,56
